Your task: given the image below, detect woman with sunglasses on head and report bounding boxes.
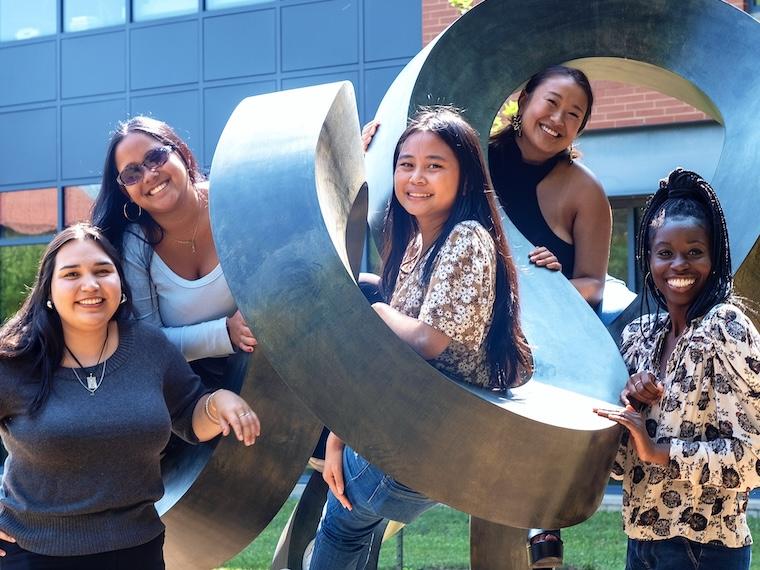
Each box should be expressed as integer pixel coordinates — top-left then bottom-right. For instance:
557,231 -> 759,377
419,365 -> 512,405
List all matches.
0,223 -> 259,569
309,107 -> 532,569
92,117 -> 257,364
364,65 -> 611,568
595,169 -> 759,570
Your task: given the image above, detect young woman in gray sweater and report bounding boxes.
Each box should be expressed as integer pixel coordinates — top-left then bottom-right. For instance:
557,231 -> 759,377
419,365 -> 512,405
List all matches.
0,223 -> 260,569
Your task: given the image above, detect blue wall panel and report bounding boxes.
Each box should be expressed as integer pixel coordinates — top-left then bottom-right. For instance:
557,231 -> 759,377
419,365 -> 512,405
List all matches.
204,9 -> 276,81
0,41 -> 56,106
61,99 -> 126,180
282,0 -> 358,71
131,21 -> 199,90
0,107 -> 57,186
282,70 -> 359,111
62,32 -> 126,99
203,81 -> 277,167
0,0 -> 421,223
364,66 -> 402,121
365,0 -> 421,62
131,90 -> 201,157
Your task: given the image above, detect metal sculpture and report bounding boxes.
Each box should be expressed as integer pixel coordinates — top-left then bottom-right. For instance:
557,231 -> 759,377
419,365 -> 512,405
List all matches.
156,1 -> 759,569
211,76 -> 623,533
158,351 -> 323,569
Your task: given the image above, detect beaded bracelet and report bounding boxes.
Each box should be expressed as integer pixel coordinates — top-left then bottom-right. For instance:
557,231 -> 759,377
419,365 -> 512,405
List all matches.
204,390 -> 221,425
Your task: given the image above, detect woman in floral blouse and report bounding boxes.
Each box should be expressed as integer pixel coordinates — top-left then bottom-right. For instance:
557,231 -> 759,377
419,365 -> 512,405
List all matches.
595,168 -> 760,570
308,107 -> 532,569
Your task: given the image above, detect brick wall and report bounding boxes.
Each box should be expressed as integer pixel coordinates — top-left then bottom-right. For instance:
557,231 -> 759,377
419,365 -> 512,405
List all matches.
421,0 -> 745,130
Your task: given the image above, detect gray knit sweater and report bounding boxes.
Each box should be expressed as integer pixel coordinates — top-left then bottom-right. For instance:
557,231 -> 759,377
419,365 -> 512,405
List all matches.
0,320 -> 209,556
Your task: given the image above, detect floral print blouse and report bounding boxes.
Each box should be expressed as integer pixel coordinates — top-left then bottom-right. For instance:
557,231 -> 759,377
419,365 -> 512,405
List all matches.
390,220 -> 496,387
613,303 -> 760,547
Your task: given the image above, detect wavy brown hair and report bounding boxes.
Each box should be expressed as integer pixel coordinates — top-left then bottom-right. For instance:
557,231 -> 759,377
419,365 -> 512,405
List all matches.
381,107 -> 531,390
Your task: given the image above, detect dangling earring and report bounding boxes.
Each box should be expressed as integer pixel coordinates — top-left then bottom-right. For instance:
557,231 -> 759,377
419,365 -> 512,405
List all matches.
46,300 -> 53,310
120,293 -> 127,305
511,114 -> 523,137
123,201 -> 142,222
568,143 -> 575,164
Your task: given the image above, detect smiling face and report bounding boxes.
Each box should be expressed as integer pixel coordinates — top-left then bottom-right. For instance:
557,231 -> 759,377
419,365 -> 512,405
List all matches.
649,216 -> 713,319
50,239 -> 122,336
393,130 -> 461,235
114,132 -> 192,216
517,75 -> 589,162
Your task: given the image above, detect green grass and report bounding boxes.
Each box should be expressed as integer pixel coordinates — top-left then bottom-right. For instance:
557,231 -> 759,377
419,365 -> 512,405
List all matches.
221,501 -> 760,570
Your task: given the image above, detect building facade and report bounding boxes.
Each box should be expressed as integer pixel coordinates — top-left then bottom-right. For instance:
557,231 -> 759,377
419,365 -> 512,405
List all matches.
0,0 -> 751,318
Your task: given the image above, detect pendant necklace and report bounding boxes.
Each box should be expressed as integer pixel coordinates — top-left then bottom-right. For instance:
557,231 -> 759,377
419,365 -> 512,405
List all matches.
174,190 -> 206,254
65,327 -> 110,396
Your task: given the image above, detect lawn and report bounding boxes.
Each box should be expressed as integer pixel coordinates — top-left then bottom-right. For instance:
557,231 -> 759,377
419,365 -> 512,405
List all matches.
221,501 -> 760,570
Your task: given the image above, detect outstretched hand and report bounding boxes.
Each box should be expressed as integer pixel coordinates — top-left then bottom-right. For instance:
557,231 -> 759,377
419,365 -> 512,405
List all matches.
593,404 -> 669,465
211,389 -> 261,446
323,433 -> 352,510
529,246 -> 562,272
226,310 -> 258,353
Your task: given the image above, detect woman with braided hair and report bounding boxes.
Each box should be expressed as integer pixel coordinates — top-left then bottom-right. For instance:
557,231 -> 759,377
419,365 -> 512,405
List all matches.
595,168 -> 760,569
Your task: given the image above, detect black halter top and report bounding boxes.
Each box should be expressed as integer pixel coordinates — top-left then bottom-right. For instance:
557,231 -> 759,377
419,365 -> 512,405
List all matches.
489,133 -> 575,278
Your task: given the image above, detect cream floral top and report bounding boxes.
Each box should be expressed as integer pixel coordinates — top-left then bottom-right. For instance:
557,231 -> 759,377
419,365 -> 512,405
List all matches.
390,220 -> 496,387
613,303 -> 760,547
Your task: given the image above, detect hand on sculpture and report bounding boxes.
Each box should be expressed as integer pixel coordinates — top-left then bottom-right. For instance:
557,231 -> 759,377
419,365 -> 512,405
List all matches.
226,310 -> 258,353
323,433 -> 352,510
210,389 -> 261,446
620,371 -> 663,409
528,246 -> 562,272
0,529 -> 15,556
593,404 -> 668,465
361,120 -> 380,152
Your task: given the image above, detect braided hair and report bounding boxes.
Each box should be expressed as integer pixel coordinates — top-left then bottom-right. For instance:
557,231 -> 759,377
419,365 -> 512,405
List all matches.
636,167 -> 733,327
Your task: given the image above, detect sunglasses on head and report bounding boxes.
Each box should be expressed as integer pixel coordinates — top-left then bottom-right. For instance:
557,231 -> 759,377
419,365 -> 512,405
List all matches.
117,145 -> 173,186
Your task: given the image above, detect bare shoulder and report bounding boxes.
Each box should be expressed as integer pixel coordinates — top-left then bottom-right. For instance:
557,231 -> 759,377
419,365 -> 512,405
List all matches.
565,160 -> 605,201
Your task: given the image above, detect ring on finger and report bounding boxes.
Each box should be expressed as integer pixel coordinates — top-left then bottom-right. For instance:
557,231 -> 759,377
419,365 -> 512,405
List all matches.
239,411 -> 251,418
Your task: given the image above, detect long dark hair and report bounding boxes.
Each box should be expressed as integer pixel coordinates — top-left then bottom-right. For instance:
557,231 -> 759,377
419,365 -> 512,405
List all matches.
0,223 -> 133,413
637,168 -> 733,328
91,116 -> 205,253
381,107 -> 531,390
490,65 -> 594,150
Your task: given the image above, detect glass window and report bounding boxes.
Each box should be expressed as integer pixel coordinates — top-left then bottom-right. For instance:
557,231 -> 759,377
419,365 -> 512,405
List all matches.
0,188 -> 57,239
0,0 -> 56,42
609,207 -> 630,286
64,0 -> 125,32
64,185 -> 98,226
0,244 -> 46,322
132,0 -> 197,22
206,0 -> 270,10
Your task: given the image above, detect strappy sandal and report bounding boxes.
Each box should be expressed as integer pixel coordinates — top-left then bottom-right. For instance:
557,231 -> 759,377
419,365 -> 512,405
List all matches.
527,528 -> 563,569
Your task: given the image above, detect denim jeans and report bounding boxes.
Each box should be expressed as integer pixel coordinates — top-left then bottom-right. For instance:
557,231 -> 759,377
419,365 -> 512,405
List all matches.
626,537 -> 751,570
309,447 -> 436,570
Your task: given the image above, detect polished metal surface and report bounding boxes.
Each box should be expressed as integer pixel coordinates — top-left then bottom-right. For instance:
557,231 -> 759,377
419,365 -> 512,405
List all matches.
158,351 -> 323,570
210,79 -> 622,530
196,1 -> 759,568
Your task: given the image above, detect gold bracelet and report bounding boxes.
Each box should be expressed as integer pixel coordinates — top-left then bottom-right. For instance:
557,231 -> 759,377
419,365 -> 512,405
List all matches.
204,390 -> 221,425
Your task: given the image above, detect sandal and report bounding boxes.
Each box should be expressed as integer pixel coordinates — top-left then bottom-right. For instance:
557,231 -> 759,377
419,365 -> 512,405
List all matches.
527,528 -> 563,569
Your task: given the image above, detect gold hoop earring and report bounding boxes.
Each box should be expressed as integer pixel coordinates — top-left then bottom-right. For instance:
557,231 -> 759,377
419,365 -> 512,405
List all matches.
123,202 -> 142,222
511,114 -> 522,137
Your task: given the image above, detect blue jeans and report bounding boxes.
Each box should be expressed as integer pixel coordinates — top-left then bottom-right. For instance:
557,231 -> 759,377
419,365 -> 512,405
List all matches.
310,447 -> 436,570
626,537 -> 751,570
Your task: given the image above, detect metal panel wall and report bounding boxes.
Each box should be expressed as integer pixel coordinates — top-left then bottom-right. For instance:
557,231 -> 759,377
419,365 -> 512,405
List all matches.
0,0 -> 422,228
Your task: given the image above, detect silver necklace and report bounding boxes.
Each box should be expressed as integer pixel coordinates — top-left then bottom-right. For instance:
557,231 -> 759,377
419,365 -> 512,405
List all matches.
65,328 -> 109,396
